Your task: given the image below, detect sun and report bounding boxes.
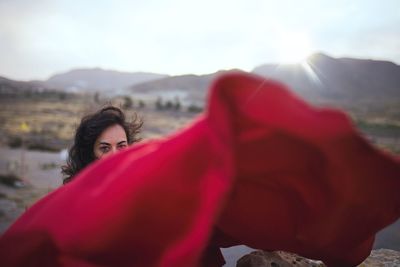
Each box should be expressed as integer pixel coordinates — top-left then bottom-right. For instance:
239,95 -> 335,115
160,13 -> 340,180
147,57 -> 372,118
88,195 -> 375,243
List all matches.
276,32 -> 313,64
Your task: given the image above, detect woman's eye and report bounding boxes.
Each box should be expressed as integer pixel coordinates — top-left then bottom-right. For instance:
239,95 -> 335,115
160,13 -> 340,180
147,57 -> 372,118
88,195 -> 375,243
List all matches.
100,146 -> 110,153
117,144 -> 127,150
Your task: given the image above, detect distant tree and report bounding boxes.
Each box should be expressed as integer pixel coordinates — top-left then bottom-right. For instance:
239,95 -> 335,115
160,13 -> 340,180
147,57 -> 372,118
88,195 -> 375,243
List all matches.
59,92 -> 67,100
122,96 -> 133,109
155,96 -> 164,110
23,90 -> 32,98
165,100 -> 173,110
138,100 -> 146,108
173,96 -> 181,111
94,92 -> 100,104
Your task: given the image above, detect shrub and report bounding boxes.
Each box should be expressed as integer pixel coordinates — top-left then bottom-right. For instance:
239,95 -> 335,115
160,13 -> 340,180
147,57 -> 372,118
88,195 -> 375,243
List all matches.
8,136 -> 23,148
0,174 -> 25,188
27,143 -> 60,152
138,100 -> 146,108
187,104 -> 203,113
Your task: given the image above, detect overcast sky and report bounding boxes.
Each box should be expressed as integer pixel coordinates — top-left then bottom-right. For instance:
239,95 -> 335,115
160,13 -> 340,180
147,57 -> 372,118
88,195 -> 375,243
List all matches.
1,0 -> 399,81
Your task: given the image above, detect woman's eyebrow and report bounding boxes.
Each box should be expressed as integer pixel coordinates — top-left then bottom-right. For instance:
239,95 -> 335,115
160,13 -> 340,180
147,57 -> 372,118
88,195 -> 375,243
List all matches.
99,142 -> 111,146
117,141 -> 127,145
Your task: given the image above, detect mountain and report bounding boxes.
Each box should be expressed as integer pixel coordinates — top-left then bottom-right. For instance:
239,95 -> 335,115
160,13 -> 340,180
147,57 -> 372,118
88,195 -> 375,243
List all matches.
45,68 -> 168,94
253,53 -> 400,102
0,76 -> 49,95
3,54 -> 400,107
127,55 -> 400,108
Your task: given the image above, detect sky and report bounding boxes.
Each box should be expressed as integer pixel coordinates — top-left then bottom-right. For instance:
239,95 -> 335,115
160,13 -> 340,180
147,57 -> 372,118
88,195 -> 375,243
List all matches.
0,0 -> 399,81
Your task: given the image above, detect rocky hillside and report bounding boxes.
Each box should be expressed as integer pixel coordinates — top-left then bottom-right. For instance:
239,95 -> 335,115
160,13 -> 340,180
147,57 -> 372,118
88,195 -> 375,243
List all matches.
253,53 -> 400,101
0,76 -> 49,95
45,68 -> 168,94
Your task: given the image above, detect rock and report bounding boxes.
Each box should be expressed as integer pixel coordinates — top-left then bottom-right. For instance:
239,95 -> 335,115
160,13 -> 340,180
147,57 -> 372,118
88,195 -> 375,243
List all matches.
358,249 -> 400,267
236,249 -> 400,267
236,250 -> 325,267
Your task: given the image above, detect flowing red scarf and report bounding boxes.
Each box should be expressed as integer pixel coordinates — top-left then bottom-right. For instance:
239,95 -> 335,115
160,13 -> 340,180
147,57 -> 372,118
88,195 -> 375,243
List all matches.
1,72 -> 399,267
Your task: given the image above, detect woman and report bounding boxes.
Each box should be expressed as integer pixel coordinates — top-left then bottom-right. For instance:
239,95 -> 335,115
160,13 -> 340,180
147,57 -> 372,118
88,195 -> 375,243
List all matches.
62,105 -> 142,184
62,104 -> 221,265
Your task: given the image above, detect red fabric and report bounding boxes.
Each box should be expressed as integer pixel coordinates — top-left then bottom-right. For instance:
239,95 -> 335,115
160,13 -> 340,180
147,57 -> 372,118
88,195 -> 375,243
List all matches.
1,72 -> 399,267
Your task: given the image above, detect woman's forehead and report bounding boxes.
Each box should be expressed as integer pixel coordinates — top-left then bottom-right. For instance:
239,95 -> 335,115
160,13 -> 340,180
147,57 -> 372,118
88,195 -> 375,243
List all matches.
96,124 -> 127,143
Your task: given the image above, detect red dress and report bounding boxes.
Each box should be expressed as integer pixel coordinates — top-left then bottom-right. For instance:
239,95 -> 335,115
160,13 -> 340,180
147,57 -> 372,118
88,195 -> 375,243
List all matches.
1,72 -> 399,267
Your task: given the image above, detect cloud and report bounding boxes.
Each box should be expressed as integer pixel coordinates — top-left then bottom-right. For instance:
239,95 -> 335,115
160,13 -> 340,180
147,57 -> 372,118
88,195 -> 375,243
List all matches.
0,0 -> 399,80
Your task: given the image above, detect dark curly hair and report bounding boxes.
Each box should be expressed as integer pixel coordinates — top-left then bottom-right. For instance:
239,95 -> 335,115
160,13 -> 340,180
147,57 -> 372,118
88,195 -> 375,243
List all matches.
61,106 -> 142,184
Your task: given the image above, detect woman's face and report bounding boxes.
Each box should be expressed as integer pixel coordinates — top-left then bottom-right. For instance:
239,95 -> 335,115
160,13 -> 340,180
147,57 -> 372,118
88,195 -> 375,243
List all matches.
93,124 -> 128,159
